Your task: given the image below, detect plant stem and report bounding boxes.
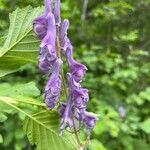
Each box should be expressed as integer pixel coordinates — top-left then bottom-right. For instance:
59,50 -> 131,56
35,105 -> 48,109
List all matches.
56,35 -> 61,58
56,26 -> 68,98
72,116 -> 84,149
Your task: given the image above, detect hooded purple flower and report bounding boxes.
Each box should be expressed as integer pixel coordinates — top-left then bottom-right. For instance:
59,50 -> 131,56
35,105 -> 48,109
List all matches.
68,73 -> 89,109
40,13 -> 56,47
73,88 -> 89,109
66,48 -> 87,82
62,38 -> 72,54
38,13 -> 57,74
44,59 -> 62,109
33,0 -> 52,39
60,92 -> 73,132
81,110 -> 97,130
39,45 -> 56,74
60,73 -> 90,133
33,17 -> 47,39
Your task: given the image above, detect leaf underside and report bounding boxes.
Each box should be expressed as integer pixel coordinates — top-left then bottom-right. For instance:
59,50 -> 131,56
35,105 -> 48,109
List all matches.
0,6 -> 42,77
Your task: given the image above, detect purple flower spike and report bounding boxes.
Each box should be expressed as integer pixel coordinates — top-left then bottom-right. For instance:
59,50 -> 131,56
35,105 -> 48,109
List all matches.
66,48 -> 88,82
33,0 -> 97,137
44,59 -> 62,109
54,0 -> 61,25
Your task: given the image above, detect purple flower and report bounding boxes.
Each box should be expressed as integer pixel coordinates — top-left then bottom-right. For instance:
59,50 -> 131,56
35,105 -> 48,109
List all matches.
58,103 -> 66,117
74,108 -> 97,132
38,45 -> 56,74
60,92 -> 73,132
33,16 -> 47,39
38,13 -> 57,74
60,19 -> 69,48
40,13 -> 56,47
81,110 -> 97,130
33,0 -> 52,39
73,107 -> 82,120
73,88 -> 89,109
67,73 -> 89,109
66,48 -> 87,82
62,38 -> 72,53
44,59 -> 62,109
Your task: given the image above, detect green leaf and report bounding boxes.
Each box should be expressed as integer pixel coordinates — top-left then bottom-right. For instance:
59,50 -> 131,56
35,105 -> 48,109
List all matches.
115,30 -> 138,42
23,110 -> 77,150
0,134 -> 3,144
139,119 -> 150,134
0,35 -> 6,48
133,139 -> 150,150
139,87 -> 150,101
0,82 -> 40,98
0,6 -> 42,77
0,96 -> 77,150
0,82 -> 43,106
88,139 -> 107,150
0,112 -> 8,122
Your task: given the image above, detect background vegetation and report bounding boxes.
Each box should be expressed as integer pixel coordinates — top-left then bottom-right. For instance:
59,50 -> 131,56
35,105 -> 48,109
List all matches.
0,0 -> 150,149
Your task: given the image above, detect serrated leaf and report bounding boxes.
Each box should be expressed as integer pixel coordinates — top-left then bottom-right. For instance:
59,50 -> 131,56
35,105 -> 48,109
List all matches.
0,6 -> 41,56
0,96 -> 77,150
23,110 -> 77,150
0,82 -> 44,109
0,82 -> 40,98
0,6 -> 42,77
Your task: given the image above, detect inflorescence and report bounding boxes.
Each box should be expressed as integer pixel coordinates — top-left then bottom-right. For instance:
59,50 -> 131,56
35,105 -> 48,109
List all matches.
33,0 -> 97,137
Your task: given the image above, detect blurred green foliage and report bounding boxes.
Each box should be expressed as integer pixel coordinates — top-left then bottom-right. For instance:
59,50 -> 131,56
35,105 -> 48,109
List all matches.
0,0 -> 150,149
